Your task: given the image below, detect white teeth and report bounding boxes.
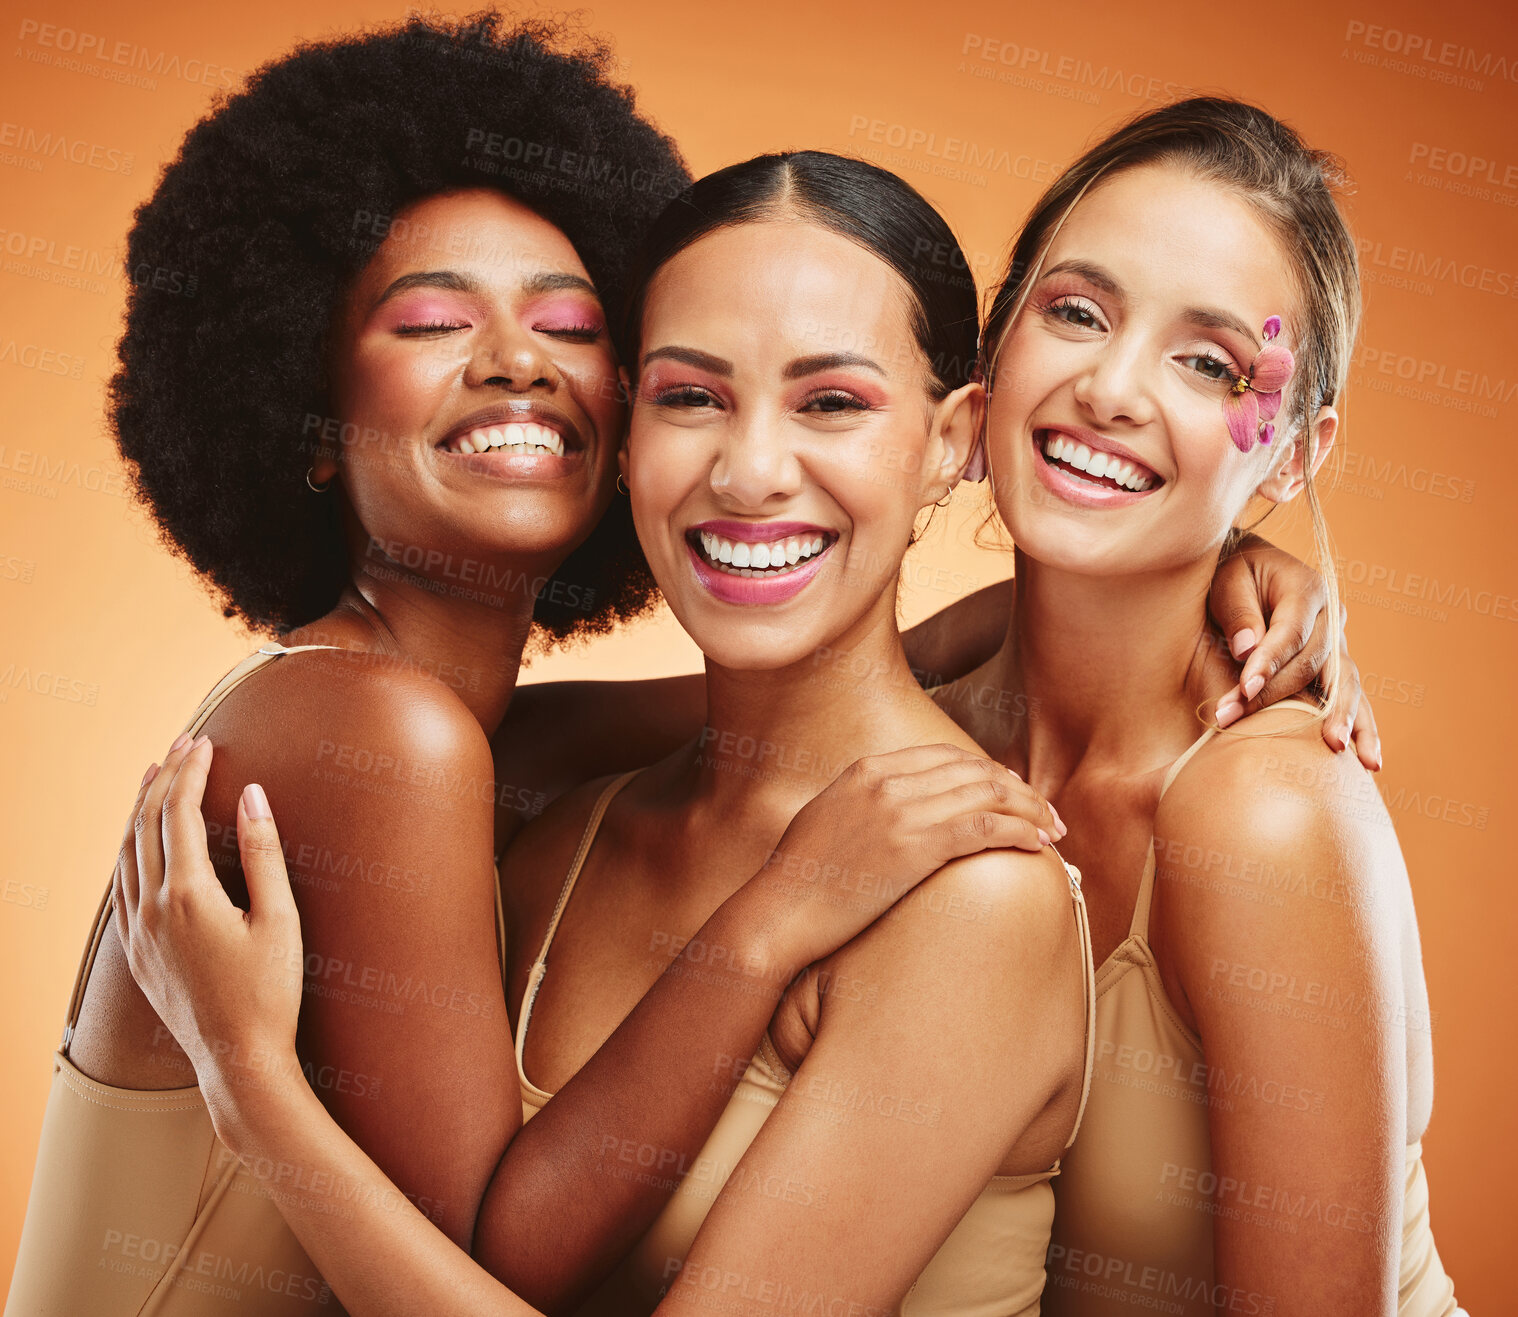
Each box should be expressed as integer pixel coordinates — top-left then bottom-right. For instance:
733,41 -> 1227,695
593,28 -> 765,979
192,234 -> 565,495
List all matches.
451,421 -> 566,456
696,531 -> 832,575
1041,433 -> 1159,492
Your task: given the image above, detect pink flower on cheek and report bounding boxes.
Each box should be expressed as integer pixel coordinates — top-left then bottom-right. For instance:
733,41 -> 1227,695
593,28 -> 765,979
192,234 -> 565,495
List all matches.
1222,315 -> 1296,453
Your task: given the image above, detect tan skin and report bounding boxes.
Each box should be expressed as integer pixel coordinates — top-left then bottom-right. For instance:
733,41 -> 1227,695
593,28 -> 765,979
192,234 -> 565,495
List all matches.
100,194 -> 1378,1309
485,219 -> 1087,1310
945,163 -> 1433,1311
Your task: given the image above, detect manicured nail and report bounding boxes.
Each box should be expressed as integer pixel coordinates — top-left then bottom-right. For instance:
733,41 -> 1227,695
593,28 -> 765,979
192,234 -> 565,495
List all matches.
1051,806 -> 1068,838
192,733 -> 211,749
1372,752 -> 1384,772
168,732 -> 192,754
1216,700 -> 1242,728
141,762 -> 160,786
242,783 -> 271,820
1037,828 -> 1051,847
1243,674 -> 1264,700
1229,629 -> 1257,659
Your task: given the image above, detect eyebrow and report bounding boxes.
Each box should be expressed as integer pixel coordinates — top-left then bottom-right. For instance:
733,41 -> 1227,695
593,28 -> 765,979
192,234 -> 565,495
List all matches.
375,269 -> 598,306
641,346 -> 732,376
782,352 -> 886,380
1039,259 -> 1259,348
639,347 -> 888,380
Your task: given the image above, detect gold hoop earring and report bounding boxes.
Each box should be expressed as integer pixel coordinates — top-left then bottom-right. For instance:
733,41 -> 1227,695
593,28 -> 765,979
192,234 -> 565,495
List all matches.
616,474 -> 629,495
305,467 -> 331,493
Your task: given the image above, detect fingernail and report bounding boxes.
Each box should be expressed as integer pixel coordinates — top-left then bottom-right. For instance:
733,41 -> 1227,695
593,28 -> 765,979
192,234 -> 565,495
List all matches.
192,733 -> 211,749
243,783 -> 271,820
140,762 -> 159,786
1216,702 -> 1241,728
1372,753 -> 1384,772
1037,828 -> 1051,847
168,732 -> 192,754
1229,629 -> 1257,659
1243,674 -> 1264,700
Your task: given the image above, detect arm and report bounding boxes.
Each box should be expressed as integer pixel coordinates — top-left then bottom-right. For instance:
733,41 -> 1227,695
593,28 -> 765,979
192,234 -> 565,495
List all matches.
657,844 -> 1087,1314
119,739 -> 1062,1315
194,656 -> 515,1249
1154,720 -> 1407,1312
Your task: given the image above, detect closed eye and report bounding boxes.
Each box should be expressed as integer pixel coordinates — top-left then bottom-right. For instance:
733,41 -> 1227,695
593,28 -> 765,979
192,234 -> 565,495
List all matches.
395,321 -> 468,335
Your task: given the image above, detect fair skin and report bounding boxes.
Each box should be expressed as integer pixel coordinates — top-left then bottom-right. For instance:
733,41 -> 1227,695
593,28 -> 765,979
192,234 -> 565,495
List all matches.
936,162 -> 1429,1312
117,212 -> 1090,1314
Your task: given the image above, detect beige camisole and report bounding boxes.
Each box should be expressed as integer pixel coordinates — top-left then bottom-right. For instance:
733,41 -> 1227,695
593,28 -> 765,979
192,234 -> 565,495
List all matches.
514,769 -> 1099,1316
1044,702 -> 1460,1316
7,643 -> 513,1317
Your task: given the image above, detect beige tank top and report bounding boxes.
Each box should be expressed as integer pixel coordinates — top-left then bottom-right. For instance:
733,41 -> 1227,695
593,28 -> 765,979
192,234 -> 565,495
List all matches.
6,644 -> 512,1317
514,770 -> 1098,1316
1044,702 -> 1460,1317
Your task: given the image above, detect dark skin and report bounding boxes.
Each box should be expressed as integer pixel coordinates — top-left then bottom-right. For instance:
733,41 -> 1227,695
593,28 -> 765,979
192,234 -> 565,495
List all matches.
89,185 -> 1368,1305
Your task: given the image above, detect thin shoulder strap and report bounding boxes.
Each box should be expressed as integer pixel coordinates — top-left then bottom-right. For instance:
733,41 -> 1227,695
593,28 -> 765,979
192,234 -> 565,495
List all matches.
60,643 -> 343,1054
1128,720 -> 1219,939
1062,861 -> 1097,1150
1131,696 -> 1324,939
514,771 -> 639,1087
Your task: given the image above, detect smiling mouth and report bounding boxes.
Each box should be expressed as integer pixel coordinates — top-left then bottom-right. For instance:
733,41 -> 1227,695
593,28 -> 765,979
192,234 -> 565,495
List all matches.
442,421 -> 567,457
1036,430 -> 1161,493
687,528 -> 837,578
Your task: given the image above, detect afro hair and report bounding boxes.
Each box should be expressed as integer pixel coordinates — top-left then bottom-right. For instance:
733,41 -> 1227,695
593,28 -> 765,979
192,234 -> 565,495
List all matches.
110,10 -> 690,640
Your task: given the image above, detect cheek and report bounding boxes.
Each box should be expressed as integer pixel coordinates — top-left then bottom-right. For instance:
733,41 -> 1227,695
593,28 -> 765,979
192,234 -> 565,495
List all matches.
339,338 -> 463,423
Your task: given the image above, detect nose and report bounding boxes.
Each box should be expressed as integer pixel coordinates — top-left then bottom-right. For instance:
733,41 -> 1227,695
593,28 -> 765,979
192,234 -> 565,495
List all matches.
1072,335 -> 1156,428
464,318 -> 557,393
708,410 -> 804,511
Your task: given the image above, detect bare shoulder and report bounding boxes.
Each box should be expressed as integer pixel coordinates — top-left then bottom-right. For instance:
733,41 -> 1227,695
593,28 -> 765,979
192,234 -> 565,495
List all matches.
1153,706 -> 1408,1007
196,647 -> 498,905
833,841 -> 1081,1004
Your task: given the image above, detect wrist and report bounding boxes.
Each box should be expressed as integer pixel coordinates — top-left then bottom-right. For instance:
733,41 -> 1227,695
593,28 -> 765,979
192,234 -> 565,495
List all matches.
695,876 -> 802,998
198,1039 -> 308,1155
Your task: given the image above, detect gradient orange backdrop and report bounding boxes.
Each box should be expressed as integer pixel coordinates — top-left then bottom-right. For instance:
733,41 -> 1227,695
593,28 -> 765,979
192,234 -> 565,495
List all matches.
1,0 -> 1513,1307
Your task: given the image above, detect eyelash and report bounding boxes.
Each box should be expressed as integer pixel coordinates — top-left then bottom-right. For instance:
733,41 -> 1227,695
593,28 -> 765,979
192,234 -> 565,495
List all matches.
1183,351 -> 1241,385
537,324 -> 602,341
1042,295 -> 1104,330
803,390 -> 869,414
395,321 -> 466,335
647,387 -> 871,413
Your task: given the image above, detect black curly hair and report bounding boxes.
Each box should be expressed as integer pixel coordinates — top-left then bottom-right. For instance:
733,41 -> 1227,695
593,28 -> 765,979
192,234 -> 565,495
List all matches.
111,10 -> 690,640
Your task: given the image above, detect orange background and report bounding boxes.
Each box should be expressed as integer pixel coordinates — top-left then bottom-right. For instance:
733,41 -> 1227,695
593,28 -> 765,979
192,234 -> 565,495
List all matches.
1,0 -> 1513,1307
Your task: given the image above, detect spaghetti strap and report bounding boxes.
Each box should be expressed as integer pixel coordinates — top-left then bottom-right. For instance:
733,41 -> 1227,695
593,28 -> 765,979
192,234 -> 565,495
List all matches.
1063,870 -> 1097,1151
515,771 -> 639,1093
1129,696 -> 1325,940
59,642 -> 343,1056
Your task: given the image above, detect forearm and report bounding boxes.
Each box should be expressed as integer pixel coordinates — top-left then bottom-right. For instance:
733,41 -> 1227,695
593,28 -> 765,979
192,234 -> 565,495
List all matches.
210,1067 -> 535,1317
476,880 -> 793,1310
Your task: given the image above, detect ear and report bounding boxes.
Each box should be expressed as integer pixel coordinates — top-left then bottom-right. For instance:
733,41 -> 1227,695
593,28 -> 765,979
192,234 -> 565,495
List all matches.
1256,404 -> 1337,505
920,380 -> 987,508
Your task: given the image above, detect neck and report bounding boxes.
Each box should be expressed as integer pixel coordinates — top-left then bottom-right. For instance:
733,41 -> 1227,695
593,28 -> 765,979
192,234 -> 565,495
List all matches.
691,590 -> 930,825
294,564 -> 538,739
993,548 -> 1228,784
